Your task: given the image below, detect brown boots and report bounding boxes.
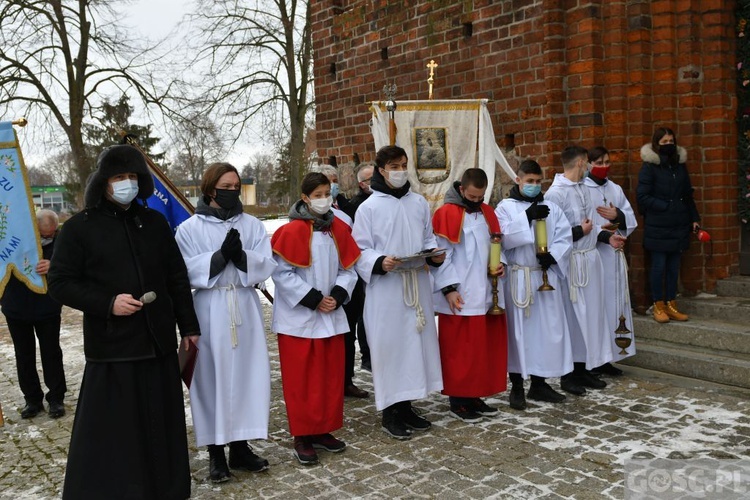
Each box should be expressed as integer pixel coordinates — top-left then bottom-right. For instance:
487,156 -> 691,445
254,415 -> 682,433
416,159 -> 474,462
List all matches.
665,300 -> 689,321
653,300 -> 689,323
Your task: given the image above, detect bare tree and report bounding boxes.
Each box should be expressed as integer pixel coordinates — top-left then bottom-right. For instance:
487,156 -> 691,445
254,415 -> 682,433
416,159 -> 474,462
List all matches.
26,166 -> 56,186
241,152 -> 275,205
0,1 -> 173,202
168,114 -> 228,186
189,0 -> 313,200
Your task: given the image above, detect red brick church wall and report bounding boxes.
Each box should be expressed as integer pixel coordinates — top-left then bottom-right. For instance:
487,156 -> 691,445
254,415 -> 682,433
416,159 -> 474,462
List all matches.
310,0 -> 739,301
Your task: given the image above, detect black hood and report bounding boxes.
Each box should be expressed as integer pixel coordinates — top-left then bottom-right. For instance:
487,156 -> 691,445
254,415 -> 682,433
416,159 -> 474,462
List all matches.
84,145 -> 154,208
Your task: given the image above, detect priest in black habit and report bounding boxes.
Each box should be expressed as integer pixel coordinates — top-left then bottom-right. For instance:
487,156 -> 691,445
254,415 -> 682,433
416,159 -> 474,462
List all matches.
48,145 -> 201,499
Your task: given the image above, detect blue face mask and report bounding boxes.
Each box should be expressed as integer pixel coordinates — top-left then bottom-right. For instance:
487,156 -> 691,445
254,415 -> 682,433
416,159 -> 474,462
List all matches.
521,183 -> 541,198
330,183 -> 339,199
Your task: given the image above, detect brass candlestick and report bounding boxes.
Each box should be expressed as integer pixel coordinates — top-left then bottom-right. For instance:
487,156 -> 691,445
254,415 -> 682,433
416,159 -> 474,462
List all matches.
488,233 -> 504,315
488,273 -> 505,315
536,246 -> 555,292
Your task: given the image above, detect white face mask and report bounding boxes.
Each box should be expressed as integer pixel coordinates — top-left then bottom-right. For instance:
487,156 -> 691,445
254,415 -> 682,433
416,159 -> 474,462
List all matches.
308,196 -> 333,215
110,179 -> 139,205
387,170 -> 409,188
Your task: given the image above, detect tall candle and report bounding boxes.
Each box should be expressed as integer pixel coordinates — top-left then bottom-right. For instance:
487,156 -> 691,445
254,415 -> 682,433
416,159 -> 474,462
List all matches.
489,234 -> 502,272
534,219 -> 548,250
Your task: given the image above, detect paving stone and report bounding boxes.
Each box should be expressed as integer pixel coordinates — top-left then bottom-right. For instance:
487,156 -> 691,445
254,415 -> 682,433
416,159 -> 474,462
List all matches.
2,304 -> 750,498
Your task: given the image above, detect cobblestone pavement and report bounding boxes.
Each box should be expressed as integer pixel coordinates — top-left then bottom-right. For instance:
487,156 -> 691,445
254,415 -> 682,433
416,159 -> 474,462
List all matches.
1,303 -> 749,499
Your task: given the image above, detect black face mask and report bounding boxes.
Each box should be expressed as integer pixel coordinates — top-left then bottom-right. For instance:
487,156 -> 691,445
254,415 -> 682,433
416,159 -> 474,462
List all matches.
462,197 -> 482,212
213,189 -> 240,210
659,144 -> 677,157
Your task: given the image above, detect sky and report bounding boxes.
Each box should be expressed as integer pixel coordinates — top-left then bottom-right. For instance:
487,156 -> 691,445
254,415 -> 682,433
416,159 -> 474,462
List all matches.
15,0 -> 265,170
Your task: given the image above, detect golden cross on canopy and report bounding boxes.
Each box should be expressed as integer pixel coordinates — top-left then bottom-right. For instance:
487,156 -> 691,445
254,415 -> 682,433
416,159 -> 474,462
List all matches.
427,59 -> 438,100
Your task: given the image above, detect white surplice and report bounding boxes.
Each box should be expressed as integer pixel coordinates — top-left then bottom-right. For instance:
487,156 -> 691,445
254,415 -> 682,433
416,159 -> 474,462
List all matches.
352,190 -> 443,410
495,198 -> 574,378
271,231 -> 358,338
175,213 -> 277,446
584,176 -> 638,361
545,174 -> 615,369
432,211 -> 505,315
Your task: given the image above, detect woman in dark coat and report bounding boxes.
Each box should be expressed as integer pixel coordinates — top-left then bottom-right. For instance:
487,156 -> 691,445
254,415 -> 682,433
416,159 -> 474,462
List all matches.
636,127 -> 700,323
48,145 -> 201,499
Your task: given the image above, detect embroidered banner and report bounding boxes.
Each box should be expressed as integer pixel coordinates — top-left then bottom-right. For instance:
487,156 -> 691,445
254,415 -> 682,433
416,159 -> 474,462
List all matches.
0,121 -> 46,295
370,99 -> 515,209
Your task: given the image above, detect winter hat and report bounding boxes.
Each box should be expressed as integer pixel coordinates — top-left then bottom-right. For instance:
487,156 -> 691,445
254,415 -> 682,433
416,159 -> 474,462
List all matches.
84,145 -> 154,208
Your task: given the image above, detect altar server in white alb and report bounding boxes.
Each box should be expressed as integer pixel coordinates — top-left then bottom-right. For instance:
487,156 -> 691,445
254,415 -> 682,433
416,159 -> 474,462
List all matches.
585,146 -> 638,374
352,145 -> 445,440
495,159 -> 574,410
431,168 -> 508,422
271,172 -> 360,465
545,146 -> 627,396
175,162 -> 277,483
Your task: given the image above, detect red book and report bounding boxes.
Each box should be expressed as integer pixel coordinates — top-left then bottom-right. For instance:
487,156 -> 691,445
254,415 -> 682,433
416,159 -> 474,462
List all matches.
177,338 -> 198,389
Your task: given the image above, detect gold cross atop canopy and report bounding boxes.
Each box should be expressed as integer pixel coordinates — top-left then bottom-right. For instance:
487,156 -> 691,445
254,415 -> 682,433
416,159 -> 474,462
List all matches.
427,59 -> 438,100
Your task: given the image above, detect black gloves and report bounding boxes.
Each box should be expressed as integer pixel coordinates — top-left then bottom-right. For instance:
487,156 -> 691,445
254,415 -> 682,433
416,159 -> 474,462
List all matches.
220,229 -> 243,264
526,202 -> 550,223
537,252 -> 556,270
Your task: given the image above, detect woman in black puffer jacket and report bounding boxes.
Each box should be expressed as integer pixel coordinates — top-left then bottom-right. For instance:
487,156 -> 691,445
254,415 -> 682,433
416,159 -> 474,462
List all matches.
636,127 -> 700,323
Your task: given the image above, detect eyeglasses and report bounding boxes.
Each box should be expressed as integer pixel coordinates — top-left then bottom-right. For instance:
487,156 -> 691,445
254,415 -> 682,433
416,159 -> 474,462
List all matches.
361,178 -> 372,184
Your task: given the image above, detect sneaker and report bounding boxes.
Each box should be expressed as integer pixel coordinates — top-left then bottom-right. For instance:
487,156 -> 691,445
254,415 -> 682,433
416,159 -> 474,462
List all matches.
293,437 -> 319,465
509,386 -> 527,410
382,408 -> 411,440
560,376 -> 586,396
571,371 -> 607,389
449,405 -> 483,422
471,399 -> 499,416
527,382 -> 566,403
400,404 -> 432,431
591,362 -> 624,377
310,433 -> 347,453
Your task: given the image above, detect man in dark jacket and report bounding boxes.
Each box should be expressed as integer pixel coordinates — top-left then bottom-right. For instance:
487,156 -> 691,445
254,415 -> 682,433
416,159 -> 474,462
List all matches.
48,144 -> 201,500
0,209 -> 66,419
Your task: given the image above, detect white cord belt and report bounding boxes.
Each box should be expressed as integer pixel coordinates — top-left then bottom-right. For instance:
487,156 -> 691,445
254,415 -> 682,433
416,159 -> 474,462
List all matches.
391,267 -> 426,333
569,247 -> 595,303
510,264 -> 541,318
218,284 -> 243,348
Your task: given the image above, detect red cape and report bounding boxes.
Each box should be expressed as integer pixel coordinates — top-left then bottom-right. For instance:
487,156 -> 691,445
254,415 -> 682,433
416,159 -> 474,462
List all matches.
271,218 -> 360,269
432,203 -> 501,244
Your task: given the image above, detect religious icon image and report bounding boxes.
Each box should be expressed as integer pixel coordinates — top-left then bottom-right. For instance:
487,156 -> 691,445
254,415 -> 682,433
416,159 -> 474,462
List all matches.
414,128 -> 447,171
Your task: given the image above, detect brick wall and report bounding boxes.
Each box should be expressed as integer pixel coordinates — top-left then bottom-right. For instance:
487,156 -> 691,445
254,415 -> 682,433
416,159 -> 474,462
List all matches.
311,0 -> 739,299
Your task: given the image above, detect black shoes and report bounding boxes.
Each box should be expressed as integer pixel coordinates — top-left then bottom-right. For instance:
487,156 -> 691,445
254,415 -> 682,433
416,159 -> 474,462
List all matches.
344,384 -> 369,398
20,402 -> 43,419
571,371 -> 607,389
208,445 -> 231,483
527,382 -> 566,403
509,386 -> 527,410
449,405 -> 483,422
591,362 -> 624,377
399,402 -> 431,431
381,406 -> 411,440
560,376 -> 587,396
471,399 -> 499,416
48,401 -> 65,419
228,441 -> 269,472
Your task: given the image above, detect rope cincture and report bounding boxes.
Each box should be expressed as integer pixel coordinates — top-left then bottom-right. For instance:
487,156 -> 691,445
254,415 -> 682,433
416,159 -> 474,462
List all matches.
221,283 -> 243,348
569,248 -> 594,303
510,264 -> 540,318
392,267 -> 426,333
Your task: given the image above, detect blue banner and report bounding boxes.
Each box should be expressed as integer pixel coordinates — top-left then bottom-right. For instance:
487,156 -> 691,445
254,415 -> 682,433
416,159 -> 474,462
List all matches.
146,167 -> 192,233
0,121 -> 46,295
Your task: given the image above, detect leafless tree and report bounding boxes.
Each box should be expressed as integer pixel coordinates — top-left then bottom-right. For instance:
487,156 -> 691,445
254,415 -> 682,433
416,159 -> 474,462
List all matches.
168,114 -> 228,186
0,0 -> 174,202
189,0 -> 313,200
